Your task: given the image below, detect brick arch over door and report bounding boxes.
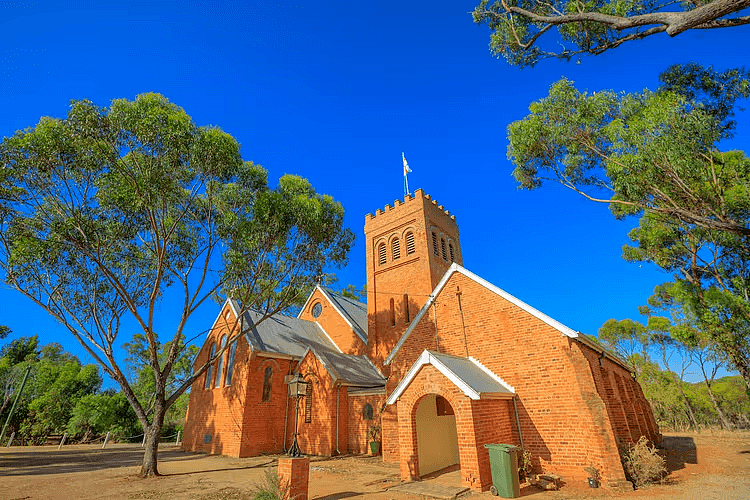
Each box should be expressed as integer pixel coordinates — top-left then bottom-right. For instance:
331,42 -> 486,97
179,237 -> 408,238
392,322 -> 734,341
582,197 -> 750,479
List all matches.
394,364 -> 514,491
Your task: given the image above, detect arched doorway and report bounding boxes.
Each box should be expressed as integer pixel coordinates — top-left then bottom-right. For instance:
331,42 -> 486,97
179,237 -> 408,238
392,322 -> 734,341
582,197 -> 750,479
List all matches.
416,394 -> 460,476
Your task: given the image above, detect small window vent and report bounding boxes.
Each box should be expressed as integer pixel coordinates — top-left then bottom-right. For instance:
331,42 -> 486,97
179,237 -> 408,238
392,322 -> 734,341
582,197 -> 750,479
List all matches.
441,238 -> 447,260
449,243 -> 455,262
392,238 -> 401,260
432,232 -> 439,256
378,243 -> 387,266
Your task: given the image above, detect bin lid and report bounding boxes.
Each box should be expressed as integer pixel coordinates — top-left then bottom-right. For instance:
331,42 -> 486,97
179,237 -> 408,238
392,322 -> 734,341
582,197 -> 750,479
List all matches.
484,443 -> 521,452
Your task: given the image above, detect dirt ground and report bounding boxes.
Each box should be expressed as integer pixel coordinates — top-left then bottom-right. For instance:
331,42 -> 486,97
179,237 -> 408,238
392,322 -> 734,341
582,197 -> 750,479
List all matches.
0,431 -> 748,500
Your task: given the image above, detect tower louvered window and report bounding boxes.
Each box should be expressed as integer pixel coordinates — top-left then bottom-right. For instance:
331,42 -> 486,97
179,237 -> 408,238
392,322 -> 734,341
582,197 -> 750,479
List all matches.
432,232 -> 439,256
406,232 -> 415,255
392,238 -> 401,260
441,238 -> 447,260
449,243 -> 455,262
378,243 -> 387,266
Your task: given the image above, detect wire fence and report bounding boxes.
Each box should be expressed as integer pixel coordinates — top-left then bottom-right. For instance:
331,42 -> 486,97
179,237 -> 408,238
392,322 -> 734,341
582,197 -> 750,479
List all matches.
2,430 -> 182,449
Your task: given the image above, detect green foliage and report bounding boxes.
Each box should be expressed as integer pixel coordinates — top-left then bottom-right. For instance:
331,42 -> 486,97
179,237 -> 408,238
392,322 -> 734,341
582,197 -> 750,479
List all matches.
0,93 -> 354,474
252,469 -> 286,500
67,391 -> 140,442
473,1 -> 750,66
620,436 -> 666,487
510,64 -> 750,388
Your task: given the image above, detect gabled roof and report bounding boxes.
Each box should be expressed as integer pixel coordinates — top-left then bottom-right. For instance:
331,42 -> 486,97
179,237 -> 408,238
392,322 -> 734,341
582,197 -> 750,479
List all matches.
384,263 -> 630,370
297,286 -> 368,343
224,299 -> 383,388
231,301 -> 340,358
386,350 -> 515,405
300,347 -> 386,388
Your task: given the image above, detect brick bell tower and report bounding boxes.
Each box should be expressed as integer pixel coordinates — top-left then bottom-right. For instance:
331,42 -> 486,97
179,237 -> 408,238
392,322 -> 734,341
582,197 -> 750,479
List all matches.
364,188 -> 462,367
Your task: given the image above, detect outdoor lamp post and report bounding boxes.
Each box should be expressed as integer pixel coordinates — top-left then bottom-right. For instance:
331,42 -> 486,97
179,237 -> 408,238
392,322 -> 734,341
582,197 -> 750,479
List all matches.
286,374 -> 308,457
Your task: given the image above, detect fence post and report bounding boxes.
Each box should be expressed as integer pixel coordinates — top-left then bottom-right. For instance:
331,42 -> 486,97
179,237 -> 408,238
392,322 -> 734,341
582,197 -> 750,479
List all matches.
6,432 -> 14,448
175,430 -> 181,445
58,432 -> 68,450
102,431 -> 110,449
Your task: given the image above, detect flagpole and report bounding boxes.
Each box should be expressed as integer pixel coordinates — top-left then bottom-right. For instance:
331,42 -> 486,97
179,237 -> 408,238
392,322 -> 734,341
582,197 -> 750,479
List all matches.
402,152 -> 411,197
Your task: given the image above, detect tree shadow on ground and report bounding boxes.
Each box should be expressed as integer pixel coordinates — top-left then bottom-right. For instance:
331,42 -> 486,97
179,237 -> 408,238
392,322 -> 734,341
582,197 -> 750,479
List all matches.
0,444 -> 205,476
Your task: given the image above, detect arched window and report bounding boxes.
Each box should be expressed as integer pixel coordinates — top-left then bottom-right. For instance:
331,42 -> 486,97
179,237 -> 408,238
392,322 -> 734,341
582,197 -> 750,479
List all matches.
392,238 -> 401,260
449,243 -> 455,262
389,298 -> 395,326
405,232 -> 415,255
403,294 -> 410,323
431,232 -> 439,256
441,238 -> 447,260
215,336 -> 226,388
378,243 -> 387,266
204,343 -> 215,389
262,366 -> 273,402
362,403 -> 374,420
224,339 -> 237,386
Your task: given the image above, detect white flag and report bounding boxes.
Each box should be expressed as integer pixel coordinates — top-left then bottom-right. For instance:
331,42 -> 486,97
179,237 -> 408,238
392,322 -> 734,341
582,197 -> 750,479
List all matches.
402,152 -> 412,175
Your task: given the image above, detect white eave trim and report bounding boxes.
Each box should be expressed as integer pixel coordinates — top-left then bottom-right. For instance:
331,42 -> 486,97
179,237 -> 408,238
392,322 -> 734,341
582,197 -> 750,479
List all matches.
317,323 -> 343,354
469,356 -> 515,393
385,263 -> 580,366
386,350 -> 515,405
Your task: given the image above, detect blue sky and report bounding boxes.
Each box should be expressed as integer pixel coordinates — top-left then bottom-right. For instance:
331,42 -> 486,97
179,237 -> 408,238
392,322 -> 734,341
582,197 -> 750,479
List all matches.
1,1 -> 748,384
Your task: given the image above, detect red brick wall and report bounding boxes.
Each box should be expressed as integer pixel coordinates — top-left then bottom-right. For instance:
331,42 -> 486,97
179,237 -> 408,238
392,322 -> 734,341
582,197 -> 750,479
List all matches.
347,393 -> 385,454
387,272 -> 641,486
364,189 -> 461,367
298,288 -> 366,355
238,356 -> 295,457
392,363 -> 514,491
278,456 -> 310,500
183,303 -> 249,457
293,351 -> 345,456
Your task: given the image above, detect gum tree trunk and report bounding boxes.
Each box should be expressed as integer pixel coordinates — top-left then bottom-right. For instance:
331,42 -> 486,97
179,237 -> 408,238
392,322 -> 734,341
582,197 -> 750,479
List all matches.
140,410 -> 165,477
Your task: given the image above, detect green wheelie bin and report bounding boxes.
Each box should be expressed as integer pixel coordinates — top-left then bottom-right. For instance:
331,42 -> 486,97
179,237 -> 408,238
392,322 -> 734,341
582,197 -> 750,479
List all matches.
484,444 -> 521,498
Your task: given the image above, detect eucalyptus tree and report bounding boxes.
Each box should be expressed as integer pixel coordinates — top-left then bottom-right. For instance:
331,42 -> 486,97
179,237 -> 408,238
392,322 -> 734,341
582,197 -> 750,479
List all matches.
0,93 -> 354,476
473,0 -> 750,66
508,65 -> 750,389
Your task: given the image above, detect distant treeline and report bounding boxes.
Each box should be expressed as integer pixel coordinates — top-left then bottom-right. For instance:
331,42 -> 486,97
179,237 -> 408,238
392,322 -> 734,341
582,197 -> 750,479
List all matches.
636,355 -> 749,431
0,336 -> 188,445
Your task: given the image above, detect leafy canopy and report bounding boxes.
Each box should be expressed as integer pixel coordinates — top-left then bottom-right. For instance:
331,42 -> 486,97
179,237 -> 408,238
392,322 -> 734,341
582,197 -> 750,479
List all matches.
473,0 -> 750,67
0,93 -> 354,475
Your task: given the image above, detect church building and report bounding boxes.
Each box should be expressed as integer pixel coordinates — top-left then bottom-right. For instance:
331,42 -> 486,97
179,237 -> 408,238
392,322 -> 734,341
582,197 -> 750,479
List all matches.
182,188 -> 660,491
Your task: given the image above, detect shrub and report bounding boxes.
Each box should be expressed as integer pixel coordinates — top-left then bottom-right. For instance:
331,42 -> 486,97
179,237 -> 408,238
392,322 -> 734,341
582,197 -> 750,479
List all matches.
253,468 -> 287,500
621,436 -> 667,487
518,448 -> 533,480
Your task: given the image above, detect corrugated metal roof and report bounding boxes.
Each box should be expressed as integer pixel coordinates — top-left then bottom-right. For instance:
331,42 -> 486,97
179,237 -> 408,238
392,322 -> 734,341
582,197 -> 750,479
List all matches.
241,308 -> 338,358
321,288 -> 368,341
315,350 -> 386,387
386,350 -> 514,404
235,302 -> 383,388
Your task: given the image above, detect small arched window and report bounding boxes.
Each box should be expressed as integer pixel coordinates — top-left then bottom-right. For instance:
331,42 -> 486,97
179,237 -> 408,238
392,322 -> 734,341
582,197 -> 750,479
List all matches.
215,336 -> 226,388
204,343 -> 215,390
390,298 -> 395,326
449,243 -> 455,262
378,243 -> 387,266
224,339 -> 237,386
441,238 -> 447,260
432,232 -> 439,256
262,366 -> 273,402
362,403 -> 374,420
392,238 -> 401,260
